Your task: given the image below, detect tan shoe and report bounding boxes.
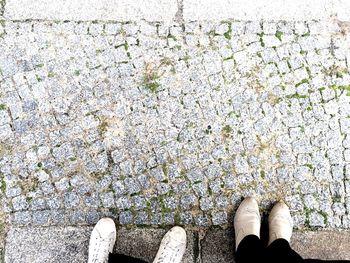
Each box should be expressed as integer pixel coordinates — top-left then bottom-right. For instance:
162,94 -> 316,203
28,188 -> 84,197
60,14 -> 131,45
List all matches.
268,201 -> 293,245
234,197 -> 261,250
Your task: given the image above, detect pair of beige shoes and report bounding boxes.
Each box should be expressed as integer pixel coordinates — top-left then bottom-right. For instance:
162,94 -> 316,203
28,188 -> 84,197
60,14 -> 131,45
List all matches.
234,197 -> 293,250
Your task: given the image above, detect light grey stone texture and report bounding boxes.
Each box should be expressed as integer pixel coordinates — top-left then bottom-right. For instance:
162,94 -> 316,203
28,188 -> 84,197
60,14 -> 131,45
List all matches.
5,227 -> 92,263
1,18 -> 350,230
184,1 -> 350,22
5,0 -> 178,22
6,227 -> 350,263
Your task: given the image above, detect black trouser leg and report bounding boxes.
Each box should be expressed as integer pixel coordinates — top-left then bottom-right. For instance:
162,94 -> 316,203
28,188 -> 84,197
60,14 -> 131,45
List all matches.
304,259 -> 350,263
235,235 -> 264,263
266,238 -> 303,263
108,253 -> 148,263
266,239 -> 350,263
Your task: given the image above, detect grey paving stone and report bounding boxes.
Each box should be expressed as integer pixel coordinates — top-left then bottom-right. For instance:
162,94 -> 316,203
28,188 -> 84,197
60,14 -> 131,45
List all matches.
4,0 -> 178,22
5,227 -> 91,263
291,230 -> 350,260
186,1 -> 350,22
200,228 -> 235,263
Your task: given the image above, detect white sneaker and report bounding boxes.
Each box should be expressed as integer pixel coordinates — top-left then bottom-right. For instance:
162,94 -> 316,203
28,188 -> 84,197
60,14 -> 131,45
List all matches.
268,201 -> 293,245
234,197 -> 261,250
153,226 -> 187,263
88,218 -> 117,263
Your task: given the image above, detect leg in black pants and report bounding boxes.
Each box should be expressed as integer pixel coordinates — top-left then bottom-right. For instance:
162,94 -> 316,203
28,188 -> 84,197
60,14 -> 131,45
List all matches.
236,236 -> 350,263
108,253 -> 148,263
235,235 -> 264,263
267,239 -> 350,263
265,238 -> 303,263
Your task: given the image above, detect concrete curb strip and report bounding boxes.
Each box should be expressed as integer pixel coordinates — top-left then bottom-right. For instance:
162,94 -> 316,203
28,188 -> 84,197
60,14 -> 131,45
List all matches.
4,0 -> 350,22
4,0 -> 178,22
4,227 -> 350,263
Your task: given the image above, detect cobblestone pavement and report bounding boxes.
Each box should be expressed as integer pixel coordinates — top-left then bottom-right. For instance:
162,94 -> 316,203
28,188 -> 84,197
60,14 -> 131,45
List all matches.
0,18 -> 350,230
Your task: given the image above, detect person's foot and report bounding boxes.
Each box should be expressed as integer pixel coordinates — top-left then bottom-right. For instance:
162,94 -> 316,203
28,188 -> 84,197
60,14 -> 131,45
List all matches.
153,226 -> 187,263
268,201 -> 293,245
88,218 -> 117,263
234,197 -> 261,250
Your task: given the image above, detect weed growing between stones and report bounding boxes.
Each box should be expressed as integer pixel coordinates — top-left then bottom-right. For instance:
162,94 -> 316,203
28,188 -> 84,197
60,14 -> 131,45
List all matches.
319,84 -> 350,96
258,32 -> 265,47
0,213 -> 5,263
0,20 -> 5,38
143,58 -> 175,92
275,31 -> 283,41
0,173 -> 5,193
221,125 -> 232,138
330,84 -> 350,96
223,22 -> 232,40
143,63 -> 161,92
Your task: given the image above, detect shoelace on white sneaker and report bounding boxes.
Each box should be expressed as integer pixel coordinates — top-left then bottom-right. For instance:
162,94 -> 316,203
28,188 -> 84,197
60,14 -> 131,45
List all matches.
90,234 -> 115,263
154,239 -> 185,263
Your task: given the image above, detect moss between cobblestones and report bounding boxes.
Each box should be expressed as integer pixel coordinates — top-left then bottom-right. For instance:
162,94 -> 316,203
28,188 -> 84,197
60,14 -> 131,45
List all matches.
287,93 -> 308,99
275,31 -> 283,41
35,63 -> 44,69
295,78 -> 309,87
305,164 -> 314,170
332,196 -> 342,203
143,63 -> 162,92
0,173 -> 5,193
143,75 -> 160,92
260,170 -> 266,179
143,58 -> 175,92
331,84 -> 350,96
0,143 -> 11,159
47,71 -> 56,78
319,211 -> 329,225
98,120 -> 108,136
0,20 -> 5,39
258,32 -> 265,47
320,84 -> 350,96
20,177 -> 39,194
161,163 -> 168,177
0,214 -> 5,263
0,0 -> 4,13
221,125 -> 232,138
223,22 -> 232,40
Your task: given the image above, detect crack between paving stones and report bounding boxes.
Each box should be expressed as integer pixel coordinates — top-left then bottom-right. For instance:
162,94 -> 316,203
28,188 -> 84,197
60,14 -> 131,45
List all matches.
194,229 -> 206,263
175,0 -> 184,23
0,0 -> 5,18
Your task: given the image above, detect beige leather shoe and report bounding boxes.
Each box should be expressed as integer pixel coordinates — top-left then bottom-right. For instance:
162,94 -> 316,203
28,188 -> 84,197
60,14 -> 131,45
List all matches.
234,197 -> 261,250
268,201 -> 293,246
